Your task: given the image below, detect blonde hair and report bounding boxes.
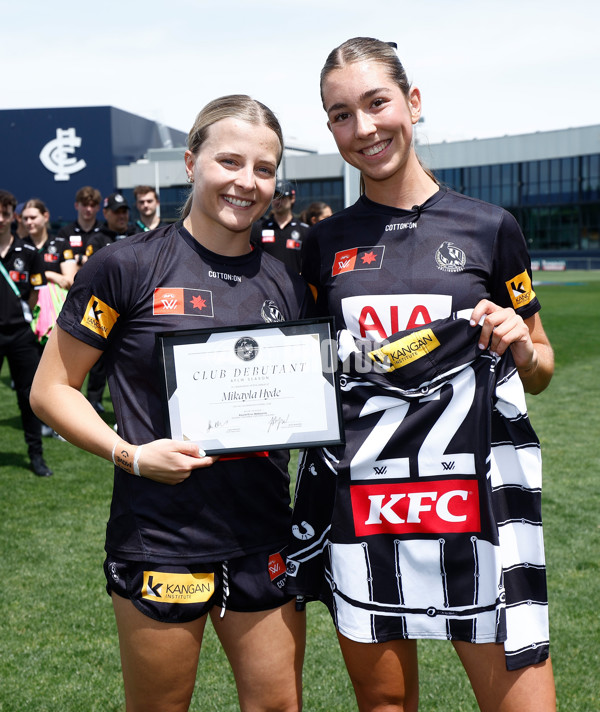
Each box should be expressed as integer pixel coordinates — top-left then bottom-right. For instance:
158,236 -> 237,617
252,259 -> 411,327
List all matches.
320,37 -> 438,190
181,95 -> 284,219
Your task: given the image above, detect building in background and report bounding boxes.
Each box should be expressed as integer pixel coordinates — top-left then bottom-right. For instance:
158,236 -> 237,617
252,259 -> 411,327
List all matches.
0,106 -> 187,222
4,107 -> 596,267
116,124 -> 600,267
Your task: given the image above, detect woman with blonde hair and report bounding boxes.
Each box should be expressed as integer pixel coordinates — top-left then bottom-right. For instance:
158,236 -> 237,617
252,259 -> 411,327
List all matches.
32,95 -> 310,712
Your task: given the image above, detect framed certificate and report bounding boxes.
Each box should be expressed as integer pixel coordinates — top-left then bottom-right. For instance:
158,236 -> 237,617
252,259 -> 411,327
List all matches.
157,317 -> 344,455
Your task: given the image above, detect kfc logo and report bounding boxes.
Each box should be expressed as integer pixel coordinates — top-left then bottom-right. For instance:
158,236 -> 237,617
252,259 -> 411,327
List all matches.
350,480 -> 480,536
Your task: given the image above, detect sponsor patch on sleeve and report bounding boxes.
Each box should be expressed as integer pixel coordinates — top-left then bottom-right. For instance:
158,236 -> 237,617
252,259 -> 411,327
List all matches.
505,270 -> 536,310
80,295 -> 120,338
30,272 -> 44,286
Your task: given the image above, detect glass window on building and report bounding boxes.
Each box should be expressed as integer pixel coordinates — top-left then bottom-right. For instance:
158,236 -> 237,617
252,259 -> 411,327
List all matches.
293,178 -> 344,217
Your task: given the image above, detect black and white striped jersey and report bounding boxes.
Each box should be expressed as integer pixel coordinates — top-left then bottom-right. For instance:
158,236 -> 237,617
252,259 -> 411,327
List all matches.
287,315 -> 549,670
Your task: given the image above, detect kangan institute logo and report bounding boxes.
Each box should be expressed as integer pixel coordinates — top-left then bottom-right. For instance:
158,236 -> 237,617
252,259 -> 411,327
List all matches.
39,128 -> 87,181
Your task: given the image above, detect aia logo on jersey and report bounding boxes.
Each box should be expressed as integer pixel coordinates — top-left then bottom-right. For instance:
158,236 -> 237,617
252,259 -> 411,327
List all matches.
506,270 -> 536,310
153,288 -> 214,317
435,241 -> 466,272
350,479 -> 481,536
341,294 -> 452,340
332,246 -> 385,276
69,236 -> 83,248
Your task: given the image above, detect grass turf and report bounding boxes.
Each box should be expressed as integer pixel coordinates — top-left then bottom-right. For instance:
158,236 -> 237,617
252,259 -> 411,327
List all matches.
0,271 -> 598,710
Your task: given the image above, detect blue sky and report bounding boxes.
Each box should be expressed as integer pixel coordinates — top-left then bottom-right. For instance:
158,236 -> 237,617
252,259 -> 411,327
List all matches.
4,0 -> 599,153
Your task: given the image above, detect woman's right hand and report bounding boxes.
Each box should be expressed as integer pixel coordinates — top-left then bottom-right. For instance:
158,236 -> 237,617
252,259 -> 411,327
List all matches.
133,439 -> 219,485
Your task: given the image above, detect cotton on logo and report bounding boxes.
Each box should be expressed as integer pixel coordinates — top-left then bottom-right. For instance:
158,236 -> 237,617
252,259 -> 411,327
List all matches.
350,480 -> 480,536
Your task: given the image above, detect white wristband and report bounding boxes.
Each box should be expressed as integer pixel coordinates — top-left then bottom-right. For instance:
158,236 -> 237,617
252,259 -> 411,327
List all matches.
133,445 -> 143,477
111,441 -> 118,466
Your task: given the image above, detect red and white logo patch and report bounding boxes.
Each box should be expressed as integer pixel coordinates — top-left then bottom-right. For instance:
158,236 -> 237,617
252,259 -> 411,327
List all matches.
332,246 -> 385,276
153,288 -> 214,317
350,479 -> 481,536
268,552 -> 286,581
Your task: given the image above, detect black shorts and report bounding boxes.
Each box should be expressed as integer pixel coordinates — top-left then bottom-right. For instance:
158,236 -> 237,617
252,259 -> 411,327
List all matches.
104,547 -> 292,623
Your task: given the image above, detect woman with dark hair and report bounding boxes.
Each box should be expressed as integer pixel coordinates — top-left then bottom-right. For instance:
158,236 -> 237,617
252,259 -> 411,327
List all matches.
301,201 -> 333,225
22,198 -> 77,290
287,38 -> 555,712
31,95 -> 309,712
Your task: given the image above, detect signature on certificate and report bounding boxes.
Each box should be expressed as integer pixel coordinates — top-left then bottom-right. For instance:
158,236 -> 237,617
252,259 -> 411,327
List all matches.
207,419 -> 229,432
267,414 -> 290,432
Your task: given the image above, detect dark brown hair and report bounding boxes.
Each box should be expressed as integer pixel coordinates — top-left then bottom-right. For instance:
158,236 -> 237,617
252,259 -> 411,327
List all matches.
320,37 -> 438,189
75,186 -> 101,205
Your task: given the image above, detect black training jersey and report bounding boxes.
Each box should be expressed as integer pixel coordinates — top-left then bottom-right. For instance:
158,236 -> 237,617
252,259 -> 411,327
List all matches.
24,235 -> 75,274
252,217 -> 310,272
85,225 -> 137,257
57,222 -> 313,564
57,219 -> 102,256
302,189 -> 540,340
0,239 -> 46,328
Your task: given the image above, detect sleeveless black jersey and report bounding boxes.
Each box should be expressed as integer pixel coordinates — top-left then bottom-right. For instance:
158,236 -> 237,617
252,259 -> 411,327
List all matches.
290,189 -> 548,671
302,188 -> 540,337
57,222 -> 313,564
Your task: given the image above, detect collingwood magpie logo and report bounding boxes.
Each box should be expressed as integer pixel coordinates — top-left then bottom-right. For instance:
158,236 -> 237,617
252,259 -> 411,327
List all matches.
261,299 -> 284,323
435,241 -> 466,272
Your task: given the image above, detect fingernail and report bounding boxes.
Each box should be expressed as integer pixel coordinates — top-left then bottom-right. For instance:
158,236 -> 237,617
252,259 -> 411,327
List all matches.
478,343 -> 486,350
198,449 -> 206,457
469,319 -> 476,326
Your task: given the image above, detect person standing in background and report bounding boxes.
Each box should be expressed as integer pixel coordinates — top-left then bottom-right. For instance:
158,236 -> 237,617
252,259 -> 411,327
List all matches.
0,190 -> 52,477
133,185 -> 164,232
251,180 -> 310,272
22,199 -> 77,291
57,186 -> 103,266
301,201 -> 333,225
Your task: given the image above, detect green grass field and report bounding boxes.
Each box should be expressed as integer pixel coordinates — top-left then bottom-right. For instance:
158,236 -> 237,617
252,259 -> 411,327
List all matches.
1,271 -> 598,711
